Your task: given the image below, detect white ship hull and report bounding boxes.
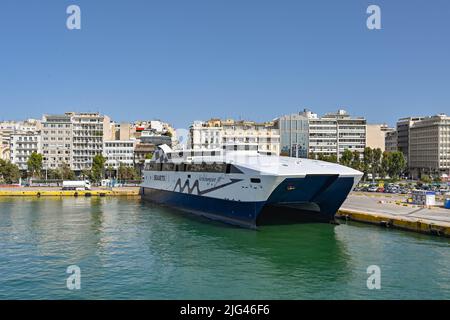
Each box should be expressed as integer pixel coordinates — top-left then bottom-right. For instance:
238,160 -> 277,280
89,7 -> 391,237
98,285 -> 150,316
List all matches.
140,146 -> 362,228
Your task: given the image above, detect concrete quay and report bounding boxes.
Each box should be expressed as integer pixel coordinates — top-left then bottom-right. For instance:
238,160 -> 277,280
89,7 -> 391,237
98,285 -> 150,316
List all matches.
0,186 -> 140,197
338,192 -> 450,237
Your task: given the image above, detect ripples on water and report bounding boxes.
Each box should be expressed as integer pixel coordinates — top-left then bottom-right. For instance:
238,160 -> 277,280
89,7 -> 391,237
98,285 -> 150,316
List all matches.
0,197 -> 449,299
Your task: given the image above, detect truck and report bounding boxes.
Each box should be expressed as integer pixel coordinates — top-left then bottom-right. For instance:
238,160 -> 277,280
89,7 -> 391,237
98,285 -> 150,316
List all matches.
62,180 -> 92,191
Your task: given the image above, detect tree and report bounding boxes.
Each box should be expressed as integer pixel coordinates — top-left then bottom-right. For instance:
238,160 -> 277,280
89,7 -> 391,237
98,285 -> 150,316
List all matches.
380,151 -> 390,178
340,149 -> 353,167
0,159 -> 21,184
118,163 -> 128,181
59,162 -> 75,180
105,164 -> 115,179
91,154 -> 106,182
362,147 -> 373,181
81,169 -> 93,181
351,150 -> 361,171
388,151 -> 406,180
420,174 -> 432,184
145,153 -> 153,160
47,169 -> 62,180
118,163 -> 139,181
372,148 -> 382,181
315,153 -> 338,163
433,175 -> 442,183
27,152 -> 43,178
326,154 -> 338,163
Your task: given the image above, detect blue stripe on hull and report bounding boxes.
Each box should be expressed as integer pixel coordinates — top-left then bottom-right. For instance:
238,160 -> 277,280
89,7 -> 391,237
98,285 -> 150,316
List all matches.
141,187 -> 265,228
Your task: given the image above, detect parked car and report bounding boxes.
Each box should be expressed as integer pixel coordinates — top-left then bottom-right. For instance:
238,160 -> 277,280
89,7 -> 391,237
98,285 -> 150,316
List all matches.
368,186 -> 378,192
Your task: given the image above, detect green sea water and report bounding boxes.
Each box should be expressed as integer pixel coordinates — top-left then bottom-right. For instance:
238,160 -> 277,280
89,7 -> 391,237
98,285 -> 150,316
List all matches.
0,197 -> 449,299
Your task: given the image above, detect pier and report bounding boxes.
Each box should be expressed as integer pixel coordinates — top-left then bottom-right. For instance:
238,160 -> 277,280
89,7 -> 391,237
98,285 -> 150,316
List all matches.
338,193 -> 450,237
0,187 -> 140,197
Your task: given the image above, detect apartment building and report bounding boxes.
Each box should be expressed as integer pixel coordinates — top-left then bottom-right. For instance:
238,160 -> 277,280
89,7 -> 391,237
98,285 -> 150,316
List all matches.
307,111 -> 339,158
277,109 -> 366,159
409,114 -> 450,179
103,140 -> 136,169
41,112 -> 111,171
190,119 -> 280,155
134,143 -> 156,167
70,112 -> 111,171
275,112 -> 309,158
396,116 -> 424,163
110,122 -> 132,141
139,130 -> 172,146
332,110 -> 366,157
190,120 -> 223,150
10,132 -> 41,170
223,120 -> 280,155
1,119 -> 41,164
0,130 -> 12,161
385,130 -> 398,153
0,119 -> 41,132
41,114 -> 73,170
366,124 -> 395,152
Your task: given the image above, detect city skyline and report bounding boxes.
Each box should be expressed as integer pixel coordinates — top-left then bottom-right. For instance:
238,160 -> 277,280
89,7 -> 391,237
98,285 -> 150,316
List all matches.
1,1 -> 449,128
0,107 -> 446,129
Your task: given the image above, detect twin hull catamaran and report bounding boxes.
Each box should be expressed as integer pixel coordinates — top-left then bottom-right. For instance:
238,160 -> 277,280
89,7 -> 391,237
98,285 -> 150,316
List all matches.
140,145 -> 362,228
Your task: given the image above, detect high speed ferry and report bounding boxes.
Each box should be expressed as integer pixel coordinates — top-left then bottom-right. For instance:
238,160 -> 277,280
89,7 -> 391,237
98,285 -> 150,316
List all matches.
140,144 -> 362,228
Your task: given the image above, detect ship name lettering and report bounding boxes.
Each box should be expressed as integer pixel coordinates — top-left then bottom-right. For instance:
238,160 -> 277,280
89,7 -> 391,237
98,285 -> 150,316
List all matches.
153,175 -> 166,181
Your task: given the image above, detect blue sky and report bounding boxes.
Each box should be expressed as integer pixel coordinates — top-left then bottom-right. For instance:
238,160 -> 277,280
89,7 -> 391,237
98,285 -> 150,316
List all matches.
0,0 -> 449,128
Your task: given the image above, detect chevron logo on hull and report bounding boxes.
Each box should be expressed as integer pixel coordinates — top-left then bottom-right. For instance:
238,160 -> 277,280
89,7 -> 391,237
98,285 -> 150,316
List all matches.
173,178 -> 243,196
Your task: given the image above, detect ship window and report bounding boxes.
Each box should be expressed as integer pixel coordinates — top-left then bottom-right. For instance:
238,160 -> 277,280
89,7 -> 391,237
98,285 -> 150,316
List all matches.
250,178 -> 261,183
146,162 -> 161,171
185,164 -> 199,172
184,162 -> 227,173
162,163 -> 176,171
203,163 -> 226,173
